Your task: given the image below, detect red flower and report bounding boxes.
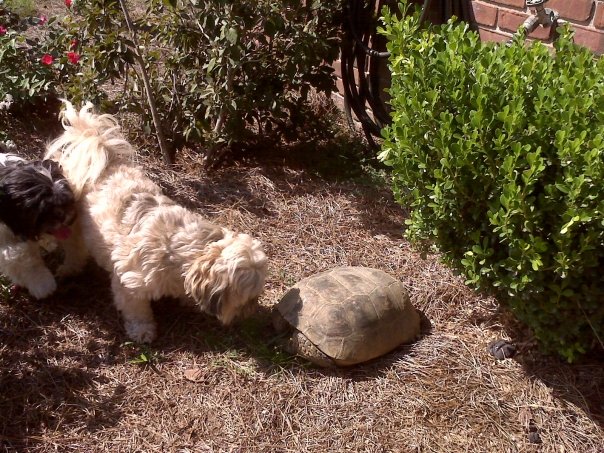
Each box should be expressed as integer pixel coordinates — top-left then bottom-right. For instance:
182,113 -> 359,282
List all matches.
70,39 -> 78,50
67,51 -> 80,64
65,0 -> 72,7
41,54 -> 54,65
39,15 -> 48,25
0,26 -> 7,36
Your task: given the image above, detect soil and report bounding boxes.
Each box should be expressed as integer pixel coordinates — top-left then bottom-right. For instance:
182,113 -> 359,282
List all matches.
1,99 -> 602,452
0,1 -> 603,451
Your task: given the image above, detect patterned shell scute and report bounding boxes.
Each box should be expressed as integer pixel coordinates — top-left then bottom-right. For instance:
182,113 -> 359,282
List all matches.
277,266 -> 420,365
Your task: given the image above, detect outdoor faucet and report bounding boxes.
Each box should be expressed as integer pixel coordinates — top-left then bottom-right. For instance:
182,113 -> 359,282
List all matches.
520,0 -> 560,35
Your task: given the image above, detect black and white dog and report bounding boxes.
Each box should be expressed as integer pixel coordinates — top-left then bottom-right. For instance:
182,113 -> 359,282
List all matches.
0,152 -> 76,298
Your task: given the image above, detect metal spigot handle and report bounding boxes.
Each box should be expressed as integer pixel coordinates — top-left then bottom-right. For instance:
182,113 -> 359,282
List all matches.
526,0 -> 547,6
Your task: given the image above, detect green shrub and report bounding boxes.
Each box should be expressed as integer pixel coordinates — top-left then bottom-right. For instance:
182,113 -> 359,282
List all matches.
1,0 -> 36,18
50,0 -> 340,151
141,0 -> 339,147
2,0 -> 340,151
379,2 -> 604,361
0,3 -> 86,107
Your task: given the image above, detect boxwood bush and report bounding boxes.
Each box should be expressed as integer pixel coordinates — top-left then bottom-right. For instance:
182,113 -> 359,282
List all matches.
379,2 -> 603,360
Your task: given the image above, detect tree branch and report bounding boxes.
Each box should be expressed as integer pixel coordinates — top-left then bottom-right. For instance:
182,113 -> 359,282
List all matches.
118,0 -> 173,165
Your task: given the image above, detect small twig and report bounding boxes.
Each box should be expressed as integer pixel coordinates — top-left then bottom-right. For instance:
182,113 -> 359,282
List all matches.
122,62 -> 129,97
212,66 -> 234,136
117,0 -> 173,165
203,65 -> 234,169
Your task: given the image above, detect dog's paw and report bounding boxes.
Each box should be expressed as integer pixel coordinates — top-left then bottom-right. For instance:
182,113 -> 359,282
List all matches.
125,321 -> 158,344
27,273 -> 57,299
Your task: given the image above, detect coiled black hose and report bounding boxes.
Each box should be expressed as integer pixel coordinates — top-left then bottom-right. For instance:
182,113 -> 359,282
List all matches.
341,0 -> 471,147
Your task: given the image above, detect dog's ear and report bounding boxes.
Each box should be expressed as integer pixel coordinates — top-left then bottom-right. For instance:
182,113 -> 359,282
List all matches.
0,182 -> 41,239
207,291 -> 224,318
40,159 -> 63,180
184,239 -> 267,325
183,244 -> 226,313
21,191 -> 51,239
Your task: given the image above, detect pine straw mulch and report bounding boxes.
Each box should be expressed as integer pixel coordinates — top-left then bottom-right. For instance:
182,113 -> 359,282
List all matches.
1,108 -> 603,453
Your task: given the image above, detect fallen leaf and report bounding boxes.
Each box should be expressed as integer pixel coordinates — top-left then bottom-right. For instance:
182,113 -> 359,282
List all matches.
184,368 -> 206,383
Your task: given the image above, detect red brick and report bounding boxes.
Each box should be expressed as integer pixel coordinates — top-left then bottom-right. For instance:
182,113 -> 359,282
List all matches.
477,26 -> 511,43
572,25 -> 604,53
471,1 -> 498,27
546,0 -> 594,23
526,23 -> 554,40
594,2 -> 604,28
499,9 -> 528,33
331,93 -> 346,111
498,9 -> 553,40
489,0 -> 525,9
336,76 -> 345,96
498,9 -> 528,31
334,59 -> 343,79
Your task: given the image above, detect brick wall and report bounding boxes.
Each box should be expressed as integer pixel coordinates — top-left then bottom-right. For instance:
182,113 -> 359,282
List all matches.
333,0 -> 442,123
468,0 -> 604,53
335,1 -> 604,132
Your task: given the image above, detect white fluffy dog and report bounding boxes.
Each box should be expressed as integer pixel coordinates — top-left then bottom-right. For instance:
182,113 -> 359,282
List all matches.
0,153 -> 75,299
45,102 -> 268,343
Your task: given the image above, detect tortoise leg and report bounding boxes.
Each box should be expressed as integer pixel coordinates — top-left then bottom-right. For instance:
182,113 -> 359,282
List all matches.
287,331 -> 335,368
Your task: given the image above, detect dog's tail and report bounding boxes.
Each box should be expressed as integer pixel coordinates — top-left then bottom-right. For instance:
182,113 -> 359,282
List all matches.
45,101 -> 134,198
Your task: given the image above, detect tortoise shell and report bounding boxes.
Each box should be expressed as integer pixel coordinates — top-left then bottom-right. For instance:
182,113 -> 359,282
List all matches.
275,266 -> 421,366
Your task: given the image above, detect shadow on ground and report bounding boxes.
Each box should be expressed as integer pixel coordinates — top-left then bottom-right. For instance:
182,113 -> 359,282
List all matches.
152,140 -> 409,243
0,264 -> 126,450
516,340 -> 604,428
473,305 -> 604,429
149,299 -> 433,383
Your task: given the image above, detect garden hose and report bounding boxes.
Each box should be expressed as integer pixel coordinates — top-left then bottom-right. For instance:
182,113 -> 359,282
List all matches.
341,0 -> 471,147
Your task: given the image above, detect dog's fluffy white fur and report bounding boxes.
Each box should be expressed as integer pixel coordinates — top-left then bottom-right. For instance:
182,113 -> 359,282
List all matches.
46,102 -> 268,342
0,224 -> 57,298
0,153 -> 75,299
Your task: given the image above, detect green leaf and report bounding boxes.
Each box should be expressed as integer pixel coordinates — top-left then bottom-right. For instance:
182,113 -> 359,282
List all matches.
380,5 -> 604,361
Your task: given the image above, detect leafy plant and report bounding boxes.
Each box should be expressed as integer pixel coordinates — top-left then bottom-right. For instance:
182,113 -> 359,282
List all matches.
2,0 -> 341,159
155,0 -> 339,150
48,0 -> 340,157
0,276 -> 10,299
380,1 -> 604,361
53,0 -> 134,106
0,1 -> 85,107
1,0 -> 35,18
122,341 -> 161,368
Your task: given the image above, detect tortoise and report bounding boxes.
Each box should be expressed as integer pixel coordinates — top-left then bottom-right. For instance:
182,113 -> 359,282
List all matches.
272,266 -> 421,367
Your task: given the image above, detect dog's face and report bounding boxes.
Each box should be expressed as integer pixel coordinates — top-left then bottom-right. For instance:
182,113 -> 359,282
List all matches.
184,234 -> 268,325
0,158 -> 76,240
